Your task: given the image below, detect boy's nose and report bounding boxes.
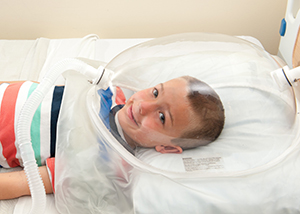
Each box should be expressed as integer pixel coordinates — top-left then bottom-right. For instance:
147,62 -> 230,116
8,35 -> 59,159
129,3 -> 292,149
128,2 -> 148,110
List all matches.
139,100 -> 158,115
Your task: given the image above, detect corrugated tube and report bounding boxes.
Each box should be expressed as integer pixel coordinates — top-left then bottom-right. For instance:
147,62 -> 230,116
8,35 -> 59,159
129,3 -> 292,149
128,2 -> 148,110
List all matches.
16,58 -> 102,214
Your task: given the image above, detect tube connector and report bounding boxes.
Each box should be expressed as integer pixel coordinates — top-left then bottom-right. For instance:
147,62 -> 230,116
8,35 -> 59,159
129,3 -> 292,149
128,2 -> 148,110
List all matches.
284,66 -> 300,87
96,68 -> 113,90
81,63 -> 103,84
271,65 -> 300,90
270,66 -> 292,91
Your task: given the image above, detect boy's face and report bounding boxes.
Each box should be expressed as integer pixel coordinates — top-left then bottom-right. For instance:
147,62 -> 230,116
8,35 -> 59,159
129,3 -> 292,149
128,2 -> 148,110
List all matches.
118,78 -> 194,153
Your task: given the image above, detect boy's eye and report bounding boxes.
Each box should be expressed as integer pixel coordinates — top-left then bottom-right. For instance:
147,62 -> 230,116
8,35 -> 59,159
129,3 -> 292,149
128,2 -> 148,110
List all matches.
159,112 -> 165,124
153,88 -> 158,98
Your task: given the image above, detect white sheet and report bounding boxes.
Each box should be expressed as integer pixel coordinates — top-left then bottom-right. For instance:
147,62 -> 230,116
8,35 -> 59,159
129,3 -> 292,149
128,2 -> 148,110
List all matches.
0,38 -> 49,81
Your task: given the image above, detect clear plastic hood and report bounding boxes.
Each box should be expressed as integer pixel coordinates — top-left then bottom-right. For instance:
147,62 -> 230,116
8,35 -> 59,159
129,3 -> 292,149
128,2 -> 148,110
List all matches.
54,33 -> 300,213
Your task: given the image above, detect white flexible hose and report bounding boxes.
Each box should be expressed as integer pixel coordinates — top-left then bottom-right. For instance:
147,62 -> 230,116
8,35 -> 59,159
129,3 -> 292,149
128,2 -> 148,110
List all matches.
16,58 -> 102,214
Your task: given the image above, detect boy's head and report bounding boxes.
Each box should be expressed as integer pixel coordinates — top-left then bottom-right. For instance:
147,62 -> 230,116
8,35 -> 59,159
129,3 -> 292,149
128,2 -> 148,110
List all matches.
118,76 -> 225,154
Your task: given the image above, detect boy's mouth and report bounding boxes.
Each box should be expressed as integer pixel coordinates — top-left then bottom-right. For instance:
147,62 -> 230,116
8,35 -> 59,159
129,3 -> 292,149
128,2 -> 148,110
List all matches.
128,105 -> 138,126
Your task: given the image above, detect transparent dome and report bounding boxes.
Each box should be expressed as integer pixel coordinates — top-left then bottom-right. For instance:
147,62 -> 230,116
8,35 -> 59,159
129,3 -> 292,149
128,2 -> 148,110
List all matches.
54,33 -> 300,213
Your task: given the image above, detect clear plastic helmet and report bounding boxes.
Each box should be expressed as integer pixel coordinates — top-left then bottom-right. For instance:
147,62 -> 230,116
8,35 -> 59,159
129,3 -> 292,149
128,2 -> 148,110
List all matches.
54,33 -> 299,214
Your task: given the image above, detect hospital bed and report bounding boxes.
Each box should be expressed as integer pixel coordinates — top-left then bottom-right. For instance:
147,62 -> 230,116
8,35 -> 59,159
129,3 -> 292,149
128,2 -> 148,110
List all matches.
0,0 -> 300,213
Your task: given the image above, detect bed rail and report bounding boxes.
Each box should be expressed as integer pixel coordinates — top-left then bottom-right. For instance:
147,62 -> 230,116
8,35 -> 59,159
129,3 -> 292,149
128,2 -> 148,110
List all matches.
278,0 -> 300,68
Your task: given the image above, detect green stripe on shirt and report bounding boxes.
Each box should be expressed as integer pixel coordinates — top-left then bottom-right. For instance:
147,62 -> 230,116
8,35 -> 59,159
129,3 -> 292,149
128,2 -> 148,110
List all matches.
28,83 -> 42,166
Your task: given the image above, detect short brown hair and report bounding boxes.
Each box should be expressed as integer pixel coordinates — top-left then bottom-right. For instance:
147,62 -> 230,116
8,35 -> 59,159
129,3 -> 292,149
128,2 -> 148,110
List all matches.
172,76 -> 225,150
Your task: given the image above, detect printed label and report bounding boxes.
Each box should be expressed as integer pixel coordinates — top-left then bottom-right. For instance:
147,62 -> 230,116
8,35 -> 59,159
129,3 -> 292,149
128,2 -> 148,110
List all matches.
182,156 -> 224,171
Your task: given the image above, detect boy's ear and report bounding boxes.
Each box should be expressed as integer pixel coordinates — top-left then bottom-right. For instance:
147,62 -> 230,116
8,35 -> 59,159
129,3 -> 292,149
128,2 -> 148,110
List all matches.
155,145 -> 183,154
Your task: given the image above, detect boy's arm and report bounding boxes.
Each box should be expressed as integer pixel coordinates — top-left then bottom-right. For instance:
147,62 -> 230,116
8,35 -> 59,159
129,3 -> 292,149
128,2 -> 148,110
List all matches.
0,166 -> 53,200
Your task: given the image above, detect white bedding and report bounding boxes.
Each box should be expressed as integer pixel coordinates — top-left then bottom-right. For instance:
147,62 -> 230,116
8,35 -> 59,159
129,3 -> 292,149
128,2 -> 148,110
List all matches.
0,34 -> 280,214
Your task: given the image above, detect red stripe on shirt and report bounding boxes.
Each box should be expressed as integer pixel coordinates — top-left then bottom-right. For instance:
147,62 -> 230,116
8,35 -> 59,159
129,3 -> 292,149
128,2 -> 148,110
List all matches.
115,87 -> 126,105
46,157 -> 55,193
0,82 -> 23,167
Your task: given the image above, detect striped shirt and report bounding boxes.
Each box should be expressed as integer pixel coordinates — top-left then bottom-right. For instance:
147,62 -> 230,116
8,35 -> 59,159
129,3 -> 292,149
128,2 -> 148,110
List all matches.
0,82 -> 133,193
0,81 -> 64,168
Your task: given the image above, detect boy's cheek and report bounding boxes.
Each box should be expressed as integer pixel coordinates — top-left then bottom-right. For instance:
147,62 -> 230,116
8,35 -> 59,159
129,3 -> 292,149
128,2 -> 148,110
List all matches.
132,128 -> 154,146
132,89 -> 147,100
138,128 -> 172,146
142,120 -> 159,130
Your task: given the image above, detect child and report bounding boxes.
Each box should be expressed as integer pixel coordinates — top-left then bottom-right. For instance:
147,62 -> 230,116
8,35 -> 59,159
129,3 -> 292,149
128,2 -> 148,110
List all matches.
0,75 -> 225,199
